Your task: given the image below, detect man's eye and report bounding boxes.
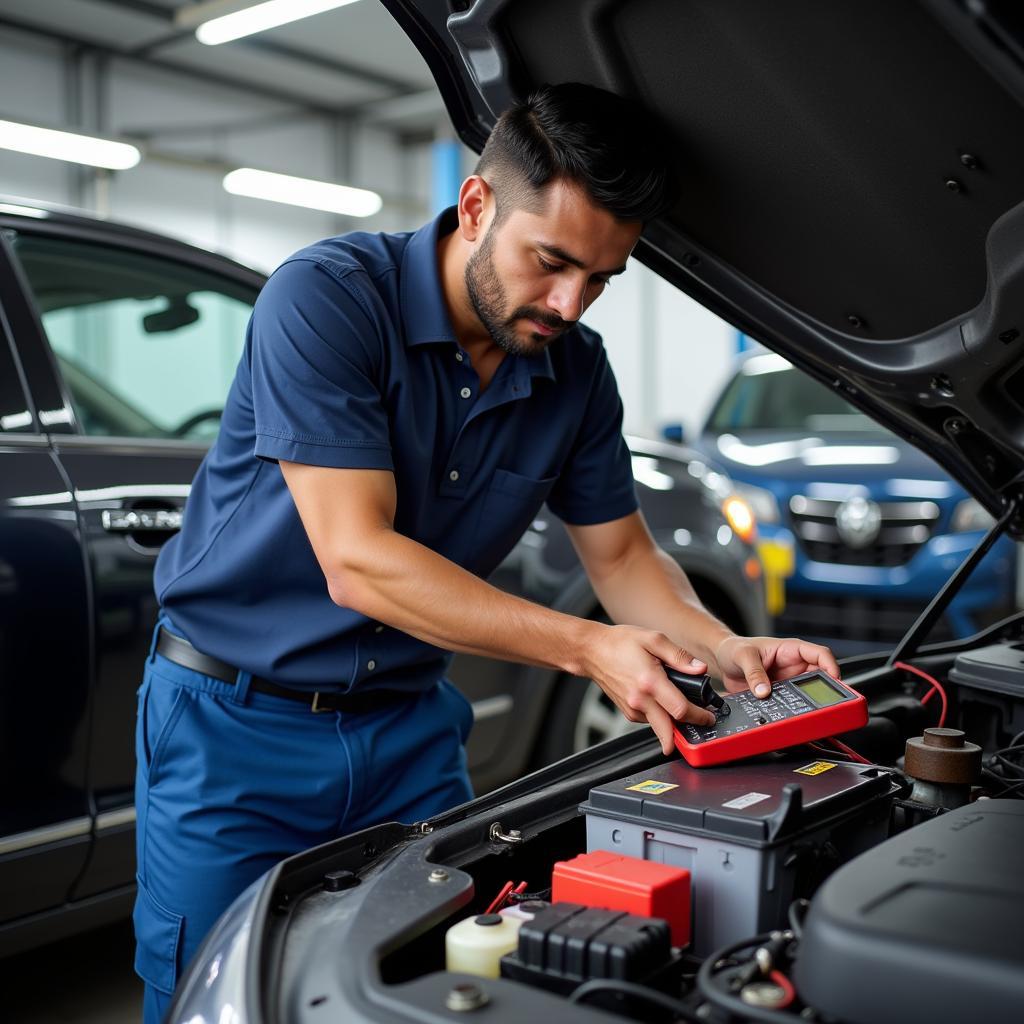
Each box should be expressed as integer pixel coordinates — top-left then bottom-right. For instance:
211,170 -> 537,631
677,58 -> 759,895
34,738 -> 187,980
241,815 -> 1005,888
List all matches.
593,277 -> 612,289
538,256 -> 560,272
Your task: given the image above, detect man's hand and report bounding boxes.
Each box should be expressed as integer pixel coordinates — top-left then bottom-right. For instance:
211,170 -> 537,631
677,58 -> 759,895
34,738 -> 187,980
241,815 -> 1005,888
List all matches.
714,635 -> 841,698
582,624 -> 717,756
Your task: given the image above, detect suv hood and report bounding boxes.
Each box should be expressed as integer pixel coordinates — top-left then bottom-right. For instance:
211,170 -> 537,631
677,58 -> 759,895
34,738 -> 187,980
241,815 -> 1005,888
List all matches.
383,0 -> 1024,530
701,430 -> 961,486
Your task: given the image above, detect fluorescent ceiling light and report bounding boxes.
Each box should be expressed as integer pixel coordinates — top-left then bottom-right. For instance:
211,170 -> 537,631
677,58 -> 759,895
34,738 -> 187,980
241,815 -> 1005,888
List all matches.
223,168 -> 382,218
196,0 -> 361,46
0,119 -> 140,170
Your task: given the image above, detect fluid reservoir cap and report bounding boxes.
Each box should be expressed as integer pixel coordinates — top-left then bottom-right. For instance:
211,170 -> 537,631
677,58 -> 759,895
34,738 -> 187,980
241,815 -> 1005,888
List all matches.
905,728 -> 981,784
474,914 -> 502,927
924,728 -> 966,749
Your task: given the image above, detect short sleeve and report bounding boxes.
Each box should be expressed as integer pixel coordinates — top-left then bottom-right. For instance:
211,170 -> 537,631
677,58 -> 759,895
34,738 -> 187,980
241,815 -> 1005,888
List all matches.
249,259 -> 393,470
546,339 -> 638,525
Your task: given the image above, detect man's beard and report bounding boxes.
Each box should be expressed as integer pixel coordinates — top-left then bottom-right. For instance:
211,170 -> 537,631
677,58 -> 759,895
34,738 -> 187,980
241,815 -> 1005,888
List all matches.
465,228 -> 566,356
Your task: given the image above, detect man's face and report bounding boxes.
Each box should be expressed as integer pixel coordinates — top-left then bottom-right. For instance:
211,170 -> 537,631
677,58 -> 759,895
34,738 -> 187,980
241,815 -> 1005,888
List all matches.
465,181 -> 641,356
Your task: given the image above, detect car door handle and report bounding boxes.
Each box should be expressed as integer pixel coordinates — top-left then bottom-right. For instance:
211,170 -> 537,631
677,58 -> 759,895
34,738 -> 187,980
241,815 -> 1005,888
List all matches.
101,509 -> 183,532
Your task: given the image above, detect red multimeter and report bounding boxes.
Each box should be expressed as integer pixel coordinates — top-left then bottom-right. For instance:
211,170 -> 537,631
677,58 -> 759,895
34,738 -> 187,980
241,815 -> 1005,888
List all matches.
670,669 -> 868,768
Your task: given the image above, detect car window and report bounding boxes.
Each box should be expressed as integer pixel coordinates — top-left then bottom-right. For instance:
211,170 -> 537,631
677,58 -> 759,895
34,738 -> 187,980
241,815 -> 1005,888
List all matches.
707,357 -> 890,435
11,234 -> 257,442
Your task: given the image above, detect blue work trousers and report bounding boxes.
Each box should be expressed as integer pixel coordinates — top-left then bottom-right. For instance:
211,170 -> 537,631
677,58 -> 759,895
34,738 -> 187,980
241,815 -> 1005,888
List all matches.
132,635 -> 474,1024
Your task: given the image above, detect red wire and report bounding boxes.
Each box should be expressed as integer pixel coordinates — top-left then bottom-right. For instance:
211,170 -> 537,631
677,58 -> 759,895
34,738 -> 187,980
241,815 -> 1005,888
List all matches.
769,969 -> 796,1008
485,880 -> 528,914
809,741 -> 848,760
893,660 -> 948,727
825,737 -> 871,764
485,882 -> 514,915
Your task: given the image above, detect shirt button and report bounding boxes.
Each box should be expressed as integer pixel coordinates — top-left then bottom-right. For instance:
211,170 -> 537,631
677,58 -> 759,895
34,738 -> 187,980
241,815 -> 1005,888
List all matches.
455,352 -> 464,362
367,660 -> 376,671
460,386 -> 472,399
449,469 -> 460,482
374,625 -> 384,634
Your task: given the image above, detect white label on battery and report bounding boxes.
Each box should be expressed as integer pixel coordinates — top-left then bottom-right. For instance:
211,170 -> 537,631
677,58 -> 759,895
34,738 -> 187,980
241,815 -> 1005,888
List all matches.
722,792 -> 771,810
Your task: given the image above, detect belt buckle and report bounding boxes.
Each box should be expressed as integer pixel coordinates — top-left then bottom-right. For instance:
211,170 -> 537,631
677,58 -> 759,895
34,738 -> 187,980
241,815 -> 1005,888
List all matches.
311,691 -> 331,714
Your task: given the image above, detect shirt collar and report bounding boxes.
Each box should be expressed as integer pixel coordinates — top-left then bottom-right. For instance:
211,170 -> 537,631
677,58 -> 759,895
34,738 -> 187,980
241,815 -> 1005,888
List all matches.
400,205 -> 557,383
400,206 -> 458,347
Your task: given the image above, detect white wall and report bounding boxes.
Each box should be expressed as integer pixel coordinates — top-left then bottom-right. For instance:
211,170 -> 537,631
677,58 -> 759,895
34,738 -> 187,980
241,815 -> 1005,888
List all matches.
583,261 -> 740,440
0,25 -> 739,437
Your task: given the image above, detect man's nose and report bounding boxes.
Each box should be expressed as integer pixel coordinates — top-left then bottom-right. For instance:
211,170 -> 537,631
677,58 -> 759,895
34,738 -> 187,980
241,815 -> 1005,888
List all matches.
546,277 -> 587,323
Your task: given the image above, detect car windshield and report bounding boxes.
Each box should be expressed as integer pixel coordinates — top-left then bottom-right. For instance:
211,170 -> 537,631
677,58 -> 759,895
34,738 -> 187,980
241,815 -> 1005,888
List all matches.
706,353 -> 892,435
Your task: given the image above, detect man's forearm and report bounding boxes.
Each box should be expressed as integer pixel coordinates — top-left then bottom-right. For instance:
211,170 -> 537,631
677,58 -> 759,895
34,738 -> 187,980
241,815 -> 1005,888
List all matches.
327,526 -> 600,675
589,544 -> 735,672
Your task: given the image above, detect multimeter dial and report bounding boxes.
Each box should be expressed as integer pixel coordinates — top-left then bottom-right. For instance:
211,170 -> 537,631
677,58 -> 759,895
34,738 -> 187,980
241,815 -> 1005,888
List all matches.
673,670 -> 867,767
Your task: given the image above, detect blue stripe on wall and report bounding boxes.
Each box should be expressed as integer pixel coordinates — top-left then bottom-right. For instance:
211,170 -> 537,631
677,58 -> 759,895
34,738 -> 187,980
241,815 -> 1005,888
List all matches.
432,139 -> 463,215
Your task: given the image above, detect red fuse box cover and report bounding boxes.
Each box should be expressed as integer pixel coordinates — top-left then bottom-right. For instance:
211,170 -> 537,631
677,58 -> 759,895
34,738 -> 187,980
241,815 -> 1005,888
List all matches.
552,850 -> 690,947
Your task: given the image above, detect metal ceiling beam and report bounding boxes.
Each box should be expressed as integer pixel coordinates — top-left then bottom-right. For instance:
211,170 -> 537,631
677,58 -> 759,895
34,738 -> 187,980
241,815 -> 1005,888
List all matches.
87,0 -> 418,95
0,12 -> 355,119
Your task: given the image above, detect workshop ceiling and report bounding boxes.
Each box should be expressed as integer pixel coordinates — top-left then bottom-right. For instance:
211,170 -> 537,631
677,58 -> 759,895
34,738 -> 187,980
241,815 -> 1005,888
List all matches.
0,0 -> 442,126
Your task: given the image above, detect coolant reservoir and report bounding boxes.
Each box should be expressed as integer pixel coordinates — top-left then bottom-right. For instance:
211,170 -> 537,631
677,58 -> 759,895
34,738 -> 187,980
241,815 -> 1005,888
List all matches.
445,913 -> 522,978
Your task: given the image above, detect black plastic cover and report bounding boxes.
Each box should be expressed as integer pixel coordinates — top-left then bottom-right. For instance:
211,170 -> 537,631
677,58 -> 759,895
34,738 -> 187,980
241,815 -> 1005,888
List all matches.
501,903 -> 671,991
949,641 -> 1024,698
582,757 -> 895,846
794,800 -> 1024,1024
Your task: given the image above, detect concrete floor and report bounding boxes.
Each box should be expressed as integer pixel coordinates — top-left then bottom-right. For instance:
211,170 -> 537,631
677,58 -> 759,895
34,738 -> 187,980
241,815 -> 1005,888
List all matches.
0,919 -> 141,1023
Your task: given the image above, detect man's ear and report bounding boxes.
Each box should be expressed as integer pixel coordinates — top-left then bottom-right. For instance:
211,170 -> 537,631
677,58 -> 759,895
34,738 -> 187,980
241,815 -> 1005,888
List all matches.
457,175 -> 494,242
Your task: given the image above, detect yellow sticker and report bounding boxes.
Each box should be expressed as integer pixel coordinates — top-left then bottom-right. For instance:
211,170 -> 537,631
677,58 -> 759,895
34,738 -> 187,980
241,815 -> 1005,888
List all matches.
794,761 -> 836,776
626,780 -> 679,795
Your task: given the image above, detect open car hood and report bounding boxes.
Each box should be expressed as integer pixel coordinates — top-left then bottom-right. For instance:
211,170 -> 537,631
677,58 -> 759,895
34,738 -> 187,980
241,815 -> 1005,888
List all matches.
382,0 -> 1024,532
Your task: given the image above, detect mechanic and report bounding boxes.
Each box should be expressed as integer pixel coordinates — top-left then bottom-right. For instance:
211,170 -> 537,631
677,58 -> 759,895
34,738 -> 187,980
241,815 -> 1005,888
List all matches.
133,82 -> 840,1022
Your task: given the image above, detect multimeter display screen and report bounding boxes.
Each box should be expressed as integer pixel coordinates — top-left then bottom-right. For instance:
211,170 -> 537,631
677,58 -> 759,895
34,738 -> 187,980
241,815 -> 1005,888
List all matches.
795,676 -> 845,707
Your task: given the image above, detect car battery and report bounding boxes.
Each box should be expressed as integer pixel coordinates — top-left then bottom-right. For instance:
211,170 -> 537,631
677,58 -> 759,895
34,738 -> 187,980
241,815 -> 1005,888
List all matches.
580,756 -> 899,957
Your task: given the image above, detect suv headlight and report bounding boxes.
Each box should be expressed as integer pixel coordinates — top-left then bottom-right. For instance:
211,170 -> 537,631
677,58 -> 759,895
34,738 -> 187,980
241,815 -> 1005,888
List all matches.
731,482 -> 780,525
951,498 -> 996,533
722,495 -> 757,543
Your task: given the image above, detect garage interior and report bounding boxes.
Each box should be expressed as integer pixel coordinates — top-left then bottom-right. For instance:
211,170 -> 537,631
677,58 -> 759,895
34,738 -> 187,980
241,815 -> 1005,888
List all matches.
2,3 -> 1024,1023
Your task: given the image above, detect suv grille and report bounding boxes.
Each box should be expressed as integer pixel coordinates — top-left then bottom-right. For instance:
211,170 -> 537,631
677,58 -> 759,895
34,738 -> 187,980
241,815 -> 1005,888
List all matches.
788,495 -> 941,566
776,595 -> 954,645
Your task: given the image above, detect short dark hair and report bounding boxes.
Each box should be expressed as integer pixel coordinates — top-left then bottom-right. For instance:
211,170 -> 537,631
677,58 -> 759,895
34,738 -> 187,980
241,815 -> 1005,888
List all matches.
475,82 -> 673,224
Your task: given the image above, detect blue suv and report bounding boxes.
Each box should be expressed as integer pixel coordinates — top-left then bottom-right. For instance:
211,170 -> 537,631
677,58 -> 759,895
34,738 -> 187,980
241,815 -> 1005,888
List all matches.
689,352 -> 1019,654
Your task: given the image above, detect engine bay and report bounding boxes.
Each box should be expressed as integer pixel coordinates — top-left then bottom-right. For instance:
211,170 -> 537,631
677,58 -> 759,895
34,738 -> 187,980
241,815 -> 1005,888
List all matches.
362,625 -> 1024,1024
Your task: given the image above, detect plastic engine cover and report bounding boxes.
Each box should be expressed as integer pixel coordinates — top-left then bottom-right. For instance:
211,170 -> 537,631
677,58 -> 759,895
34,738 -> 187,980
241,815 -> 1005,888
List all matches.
794,800 -> 1024,1024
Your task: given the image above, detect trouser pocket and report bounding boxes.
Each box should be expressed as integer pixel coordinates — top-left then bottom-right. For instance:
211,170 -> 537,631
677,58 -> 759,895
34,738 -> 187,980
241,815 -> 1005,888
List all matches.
136,670 -> 189,785
133,874 -> 184,995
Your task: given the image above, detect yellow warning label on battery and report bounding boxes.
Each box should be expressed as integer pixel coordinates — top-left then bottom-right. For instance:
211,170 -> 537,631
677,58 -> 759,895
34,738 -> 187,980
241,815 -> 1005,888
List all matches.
794,761 -> 836,776
626,780 -> 679,794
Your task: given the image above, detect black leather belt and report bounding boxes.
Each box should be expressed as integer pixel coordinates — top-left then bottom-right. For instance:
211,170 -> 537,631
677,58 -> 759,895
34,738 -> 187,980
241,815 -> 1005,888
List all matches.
156,626 -> 411,714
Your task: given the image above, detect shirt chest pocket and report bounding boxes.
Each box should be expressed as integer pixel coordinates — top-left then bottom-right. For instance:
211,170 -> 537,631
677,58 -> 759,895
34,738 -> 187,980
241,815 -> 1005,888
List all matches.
475,468 -> 558,573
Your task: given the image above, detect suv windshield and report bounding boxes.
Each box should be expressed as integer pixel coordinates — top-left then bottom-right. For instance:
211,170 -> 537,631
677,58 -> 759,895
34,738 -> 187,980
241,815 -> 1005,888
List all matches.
707,354 -> 891,435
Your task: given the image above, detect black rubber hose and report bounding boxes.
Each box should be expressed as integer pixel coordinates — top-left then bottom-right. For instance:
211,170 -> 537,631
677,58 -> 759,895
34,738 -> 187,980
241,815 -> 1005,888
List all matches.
696,933 -> 803,1024
568,978 -> 702,1022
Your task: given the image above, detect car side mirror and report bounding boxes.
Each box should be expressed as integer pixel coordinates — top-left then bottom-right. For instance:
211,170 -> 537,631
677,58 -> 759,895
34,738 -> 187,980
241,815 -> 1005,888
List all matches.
662,422 -> 685,443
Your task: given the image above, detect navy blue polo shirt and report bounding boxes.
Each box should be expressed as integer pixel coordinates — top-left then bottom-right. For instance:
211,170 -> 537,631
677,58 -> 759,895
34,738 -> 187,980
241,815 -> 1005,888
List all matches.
154,208 -> 637,692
